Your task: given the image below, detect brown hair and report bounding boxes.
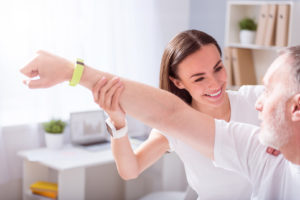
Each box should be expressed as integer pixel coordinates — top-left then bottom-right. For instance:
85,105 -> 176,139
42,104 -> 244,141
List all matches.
159,30 -> 222,104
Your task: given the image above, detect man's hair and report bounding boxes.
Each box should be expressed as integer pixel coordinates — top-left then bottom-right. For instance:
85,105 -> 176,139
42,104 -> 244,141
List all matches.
279,45 -> 300,93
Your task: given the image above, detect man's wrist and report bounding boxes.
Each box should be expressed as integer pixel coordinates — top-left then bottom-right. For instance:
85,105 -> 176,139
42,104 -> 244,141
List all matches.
65,61 -> 75,82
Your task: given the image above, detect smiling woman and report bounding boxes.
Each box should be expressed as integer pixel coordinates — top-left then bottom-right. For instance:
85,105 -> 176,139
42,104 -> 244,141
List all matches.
89,29 -> 264,200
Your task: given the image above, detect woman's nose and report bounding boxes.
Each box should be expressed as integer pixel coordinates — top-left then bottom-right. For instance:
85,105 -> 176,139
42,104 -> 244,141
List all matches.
209,77 -> 219,89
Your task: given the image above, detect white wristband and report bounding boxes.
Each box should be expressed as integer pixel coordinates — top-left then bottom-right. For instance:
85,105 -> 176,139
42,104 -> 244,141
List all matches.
105,118 -> 128,139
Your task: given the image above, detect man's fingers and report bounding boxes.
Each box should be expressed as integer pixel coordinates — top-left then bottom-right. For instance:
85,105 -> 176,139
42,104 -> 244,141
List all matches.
27,79 -> 46,89
20,52 -> 41,77
266,147 -> 281,157
20,64 -> 39,78
272,150 -> 281,156
266,147 -> 273,154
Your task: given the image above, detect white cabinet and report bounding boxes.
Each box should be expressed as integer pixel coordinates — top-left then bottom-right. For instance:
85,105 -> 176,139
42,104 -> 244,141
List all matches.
224,1 -> 300,85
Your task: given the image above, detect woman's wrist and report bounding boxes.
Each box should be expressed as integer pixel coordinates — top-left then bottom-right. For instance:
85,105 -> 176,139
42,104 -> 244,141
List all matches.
114,120 -> 126,130
106,118 -> 128,139
109,116 -> 126,130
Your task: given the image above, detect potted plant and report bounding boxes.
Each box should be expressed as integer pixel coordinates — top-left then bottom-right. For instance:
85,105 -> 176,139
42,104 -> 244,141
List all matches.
43,119 -> 66,149
239,17 -> 257,44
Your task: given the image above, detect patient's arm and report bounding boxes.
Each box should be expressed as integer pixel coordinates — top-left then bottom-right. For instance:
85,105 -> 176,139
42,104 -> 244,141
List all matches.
20,50 -> 215,159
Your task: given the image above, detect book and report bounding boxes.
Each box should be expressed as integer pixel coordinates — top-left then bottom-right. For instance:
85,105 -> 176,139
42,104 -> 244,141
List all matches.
264,4 -> 278,46
30,181 -> 58,199
275,4 -> 290,47
223,47 -> 234,86
231,48 -> 256,86
32,191 -> 57,199
255,4 -> 269,46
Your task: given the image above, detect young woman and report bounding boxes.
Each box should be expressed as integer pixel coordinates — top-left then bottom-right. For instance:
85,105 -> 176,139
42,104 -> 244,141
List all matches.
92,30 -> 275,199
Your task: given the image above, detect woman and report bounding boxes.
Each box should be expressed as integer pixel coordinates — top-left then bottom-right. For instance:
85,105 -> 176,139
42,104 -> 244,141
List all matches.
92,30 -> 275,199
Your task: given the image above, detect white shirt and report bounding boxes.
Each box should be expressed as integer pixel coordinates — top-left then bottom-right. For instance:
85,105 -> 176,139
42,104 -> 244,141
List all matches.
158,85 -> 264,200
214,120 -> 300,200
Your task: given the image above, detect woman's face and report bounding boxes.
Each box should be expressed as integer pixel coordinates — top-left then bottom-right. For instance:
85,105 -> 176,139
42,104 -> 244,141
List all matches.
171,44 -> 227,108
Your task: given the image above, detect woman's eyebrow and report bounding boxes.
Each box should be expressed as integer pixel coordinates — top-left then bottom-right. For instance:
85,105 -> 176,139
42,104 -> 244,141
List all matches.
190,60 -> 222,78
213,60 -> 222,69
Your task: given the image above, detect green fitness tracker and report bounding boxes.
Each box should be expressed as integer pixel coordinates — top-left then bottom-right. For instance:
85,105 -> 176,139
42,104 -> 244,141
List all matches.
69,58 -> 84,86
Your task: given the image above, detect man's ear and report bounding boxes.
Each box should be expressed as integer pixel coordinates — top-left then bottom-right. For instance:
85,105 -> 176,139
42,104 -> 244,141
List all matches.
291,93 -> 300,122
169,76 -> 185,89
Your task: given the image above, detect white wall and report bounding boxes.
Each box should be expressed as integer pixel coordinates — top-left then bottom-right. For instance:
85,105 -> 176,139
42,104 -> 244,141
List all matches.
189,0 -> 227,50
0,1 -> 190,199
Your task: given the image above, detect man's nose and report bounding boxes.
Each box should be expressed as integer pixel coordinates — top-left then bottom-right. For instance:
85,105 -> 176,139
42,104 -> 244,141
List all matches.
255,97 -> 263,112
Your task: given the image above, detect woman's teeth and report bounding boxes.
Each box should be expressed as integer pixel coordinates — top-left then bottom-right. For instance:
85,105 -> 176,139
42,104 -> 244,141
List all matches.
206,89 -> 221,97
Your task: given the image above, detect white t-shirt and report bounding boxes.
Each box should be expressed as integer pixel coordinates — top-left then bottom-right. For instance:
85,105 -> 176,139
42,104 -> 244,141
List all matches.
158,85 -> 264,200
214,120 -> 300,200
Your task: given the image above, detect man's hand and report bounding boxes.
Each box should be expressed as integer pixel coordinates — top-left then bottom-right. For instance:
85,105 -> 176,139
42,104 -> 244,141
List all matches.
20,50 -> 74,89
266,147 -> 281,156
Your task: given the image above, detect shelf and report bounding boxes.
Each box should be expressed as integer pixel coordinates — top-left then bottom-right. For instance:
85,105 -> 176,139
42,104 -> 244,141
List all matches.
227,43 -> 286,51
224,1 -> 299,87
227,1 -> 291,6
26,190 -> 55,200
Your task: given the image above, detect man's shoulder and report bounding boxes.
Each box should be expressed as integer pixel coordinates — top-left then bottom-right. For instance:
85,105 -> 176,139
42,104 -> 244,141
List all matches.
227,85 -> 264,100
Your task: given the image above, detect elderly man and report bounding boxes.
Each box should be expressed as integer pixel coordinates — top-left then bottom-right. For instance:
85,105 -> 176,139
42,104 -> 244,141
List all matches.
21,46 -> 300,199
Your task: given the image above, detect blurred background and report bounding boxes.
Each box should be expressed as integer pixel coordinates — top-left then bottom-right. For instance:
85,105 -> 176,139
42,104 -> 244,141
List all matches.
0,0 -> 298,199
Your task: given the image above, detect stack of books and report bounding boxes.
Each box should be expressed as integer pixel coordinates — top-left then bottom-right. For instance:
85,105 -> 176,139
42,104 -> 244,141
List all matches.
30,181 -> 58,199
224,47 -> 256,87
256,4 -> 290,47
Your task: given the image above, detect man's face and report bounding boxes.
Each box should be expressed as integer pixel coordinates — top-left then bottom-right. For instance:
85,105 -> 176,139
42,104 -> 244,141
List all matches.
255,54 -> 292,149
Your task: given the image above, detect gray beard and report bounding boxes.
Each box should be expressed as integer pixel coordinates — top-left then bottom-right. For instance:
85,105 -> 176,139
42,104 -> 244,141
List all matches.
258,101 -> 291,150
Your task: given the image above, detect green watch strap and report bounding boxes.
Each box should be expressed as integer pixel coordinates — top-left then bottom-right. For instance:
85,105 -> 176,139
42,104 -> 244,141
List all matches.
69,58 -> 84,86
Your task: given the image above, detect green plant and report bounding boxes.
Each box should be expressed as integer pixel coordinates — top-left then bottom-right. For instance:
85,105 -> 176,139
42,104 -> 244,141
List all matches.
239,18 -> 257,31
43,119 -> 66,134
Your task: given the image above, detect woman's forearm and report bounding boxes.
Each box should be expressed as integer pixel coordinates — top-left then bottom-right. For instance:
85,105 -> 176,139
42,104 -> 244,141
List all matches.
111,136 -> 140,180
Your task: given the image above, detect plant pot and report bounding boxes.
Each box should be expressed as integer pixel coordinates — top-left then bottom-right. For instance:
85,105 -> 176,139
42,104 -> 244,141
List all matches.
240,30 -> 256,45
45,132 -> 64,149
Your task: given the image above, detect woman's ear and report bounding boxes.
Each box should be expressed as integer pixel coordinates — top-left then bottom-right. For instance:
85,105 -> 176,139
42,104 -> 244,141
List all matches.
291,93 -> 300,122
169,76 -> 185,89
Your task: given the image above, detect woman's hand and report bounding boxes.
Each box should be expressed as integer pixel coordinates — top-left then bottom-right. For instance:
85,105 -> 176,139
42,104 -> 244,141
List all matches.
93,76 -> 126,129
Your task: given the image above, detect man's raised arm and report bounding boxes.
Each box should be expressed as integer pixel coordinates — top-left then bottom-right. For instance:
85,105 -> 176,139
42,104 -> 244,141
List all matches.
20,50 -> 215,158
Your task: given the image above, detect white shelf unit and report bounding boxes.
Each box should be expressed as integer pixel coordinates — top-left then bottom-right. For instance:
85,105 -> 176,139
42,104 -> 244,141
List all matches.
225,1 -> 300,84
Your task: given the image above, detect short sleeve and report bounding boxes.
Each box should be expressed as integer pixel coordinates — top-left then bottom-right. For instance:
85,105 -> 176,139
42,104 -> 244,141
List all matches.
214,119 -> 265,179
152,129 -> 176,152
238,85 -> 264,105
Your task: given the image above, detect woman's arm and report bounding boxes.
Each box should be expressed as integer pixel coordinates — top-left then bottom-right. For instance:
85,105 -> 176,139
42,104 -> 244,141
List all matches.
92,80 -> 169,180
112,131 -> 170,180
20,50 -> 215,159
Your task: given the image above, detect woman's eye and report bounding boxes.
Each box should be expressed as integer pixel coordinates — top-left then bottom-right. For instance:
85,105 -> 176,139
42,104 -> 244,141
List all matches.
195,77 -> 204,82
215,66 -> 223,72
